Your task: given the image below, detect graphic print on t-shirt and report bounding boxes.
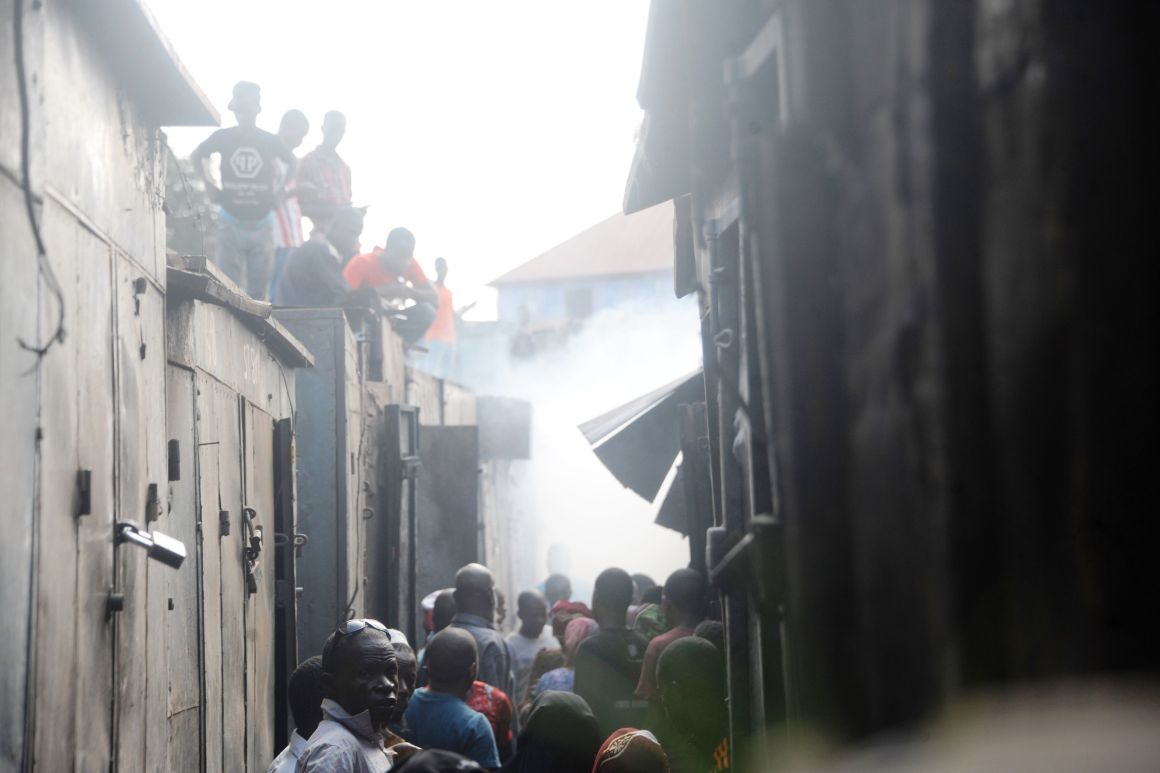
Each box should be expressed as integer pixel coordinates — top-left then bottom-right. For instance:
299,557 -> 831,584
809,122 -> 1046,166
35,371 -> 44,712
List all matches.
195,126 -> 293,220
229,147 -> 264,179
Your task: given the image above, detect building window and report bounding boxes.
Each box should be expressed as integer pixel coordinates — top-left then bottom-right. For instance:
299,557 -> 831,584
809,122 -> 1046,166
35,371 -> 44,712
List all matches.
564,286 -> 594,319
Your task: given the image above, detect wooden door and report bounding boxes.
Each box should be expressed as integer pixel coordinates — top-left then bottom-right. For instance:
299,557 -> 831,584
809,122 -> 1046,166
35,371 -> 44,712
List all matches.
165,364 -> 202,772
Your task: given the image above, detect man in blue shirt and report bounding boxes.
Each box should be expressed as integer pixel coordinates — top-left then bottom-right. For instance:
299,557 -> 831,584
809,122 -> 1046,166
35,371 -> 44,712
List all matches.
449,563 -> 514,701
404,628 -> 500,769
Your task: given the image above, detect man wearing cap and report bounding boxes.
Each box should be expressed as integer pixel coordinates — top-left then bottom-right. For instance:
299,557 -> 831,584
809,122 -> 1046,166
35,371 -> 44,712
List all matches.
191,81 -> 297,300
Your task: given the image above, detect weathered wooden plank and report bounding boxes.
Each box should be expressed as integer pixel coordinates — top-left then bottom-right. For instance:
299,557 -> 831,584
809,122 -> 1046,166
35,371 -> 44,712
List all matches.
195,377 -> 224,773
72,219 -> 117,773
0,178 -> 41,768
165,365 -> 202,773
216,385 -> 247,772
31,200 -> 82,773
344,329 -> 365,621
246,403 -> 277,771
112,253 -> 152,772
167,707 -> 202,773
138,275 -> 171,773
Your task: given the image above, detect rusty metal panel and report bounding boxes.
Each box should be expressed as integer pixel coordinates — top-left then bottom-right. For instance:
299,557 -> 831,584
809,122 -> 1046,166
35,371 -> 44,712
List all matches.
245,403 -> 277,770
273,309 -> 358,658
195,376 -> 225,773
165,364 -> 202,773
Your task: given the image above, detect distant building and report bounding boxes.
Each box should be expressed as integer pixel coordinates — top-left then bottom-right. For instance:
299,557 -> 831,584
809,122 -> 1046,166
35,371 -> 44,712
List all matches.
490,201 -> 676,325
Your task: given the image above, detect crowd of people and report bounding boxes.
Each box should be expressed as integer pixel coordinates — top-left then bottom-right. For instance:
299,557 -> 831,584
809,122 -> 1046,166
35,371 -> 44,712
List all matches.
191,80 -> 460,356
268,562 -> 731,773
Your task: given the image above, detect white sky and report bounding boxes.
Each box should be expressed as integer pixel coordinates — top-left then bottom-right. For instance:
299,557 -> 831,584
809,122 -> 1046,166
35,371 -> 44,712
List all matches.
148,0 -> 651,319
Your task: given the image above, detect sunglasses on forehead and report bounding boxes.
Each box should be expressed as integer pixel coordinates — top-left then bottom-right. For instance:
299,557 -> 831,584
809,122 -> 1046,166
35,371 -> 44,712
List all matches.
335,618 -> 389,637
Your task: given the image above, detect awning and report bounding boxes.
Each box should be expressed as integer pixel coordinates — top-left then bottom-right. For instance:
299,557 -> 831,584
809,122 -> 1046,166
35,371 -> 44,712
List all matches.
578,369 -> 703,533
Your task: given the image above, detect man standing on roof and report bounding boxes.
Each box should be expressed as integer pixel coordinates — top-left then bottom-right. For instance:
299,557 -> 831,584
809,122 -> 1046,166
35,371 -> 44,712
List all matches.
297,111 -> 353,232
422,257 -> 458,377
344,227 -> 439,344
191,81 -> 297,300
268,109 -> 309,299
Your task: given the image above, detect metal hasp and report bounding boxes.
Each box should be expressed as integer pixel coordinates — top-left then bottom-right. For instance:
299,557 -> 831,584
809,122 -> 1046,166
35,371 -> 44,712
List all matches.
114,521 -> 187,569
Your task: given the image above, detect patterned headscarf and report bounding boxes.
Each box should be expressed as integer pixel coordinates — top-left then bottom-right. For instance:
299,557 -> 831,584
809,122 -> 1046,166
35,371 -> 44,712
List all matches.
563,617 -> 600,663
592,728 -> 669,773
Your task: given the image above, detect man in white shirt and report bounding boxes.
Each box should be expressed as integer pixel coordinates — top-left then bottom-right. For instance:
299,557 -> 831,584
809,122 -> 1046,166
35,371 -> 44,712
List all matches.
298,619 -> 416,772
267,656 -> 324,772
504,591 -> 556,703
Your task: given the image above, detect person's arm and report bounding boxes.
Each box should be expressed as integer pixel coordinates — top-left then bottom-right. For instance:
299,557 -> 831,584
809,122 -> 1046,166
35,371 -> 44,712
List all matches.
274,136 -> 299,196
634,640 -> 659,700
190,131 -> 222,201
409,277 -> 439,306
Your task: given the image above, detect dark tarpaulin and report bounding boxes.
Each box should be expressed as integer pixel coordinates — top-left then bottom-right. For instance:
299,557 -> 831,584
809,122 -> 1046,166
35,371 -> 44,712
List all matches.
578,370 -> 703,533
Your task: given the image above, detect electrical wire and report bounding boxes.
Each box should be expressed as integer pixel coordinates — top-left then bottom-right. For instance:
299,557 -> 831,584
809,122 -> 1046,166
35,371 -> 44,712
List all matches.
13,0 -> 66,357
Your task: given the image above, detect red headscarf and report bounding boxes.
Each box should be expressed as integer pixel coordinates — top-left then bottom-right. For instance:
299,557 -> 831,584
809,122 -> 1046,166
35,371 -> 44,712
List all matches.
592,728 -> 669,773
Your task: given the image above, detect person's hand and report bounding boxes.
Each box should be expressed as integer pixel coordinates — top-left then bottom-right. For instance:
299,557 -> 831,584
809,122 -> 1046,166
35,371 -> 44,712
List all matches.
391,742 -> 422,760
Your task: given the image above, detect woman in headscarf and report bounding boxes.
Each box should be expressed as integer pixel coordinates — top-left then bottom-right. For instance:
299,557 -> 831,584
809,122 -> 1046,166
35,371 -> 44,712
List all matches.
592,728 -> 669,773
501,691 -> 603,773
533,616 -> 599,697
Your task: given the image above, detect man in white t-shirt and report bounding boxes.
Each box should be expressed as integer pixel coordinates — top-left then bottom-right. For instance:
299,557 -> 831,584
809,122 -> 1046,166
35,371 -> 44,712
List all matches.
503,591 -> 556,703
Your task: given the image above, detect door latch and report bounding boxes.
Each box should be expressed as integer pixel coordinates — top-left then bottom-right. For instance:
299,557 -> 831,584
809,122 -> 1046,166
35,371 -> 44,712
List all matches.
115,521 -> 186,569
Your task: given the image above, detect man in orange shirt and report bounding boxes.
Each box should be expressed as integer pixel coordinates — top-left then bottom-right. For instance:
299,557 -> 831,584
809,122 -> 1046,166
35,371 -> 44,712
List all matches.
423,258 -> 458,377
343,227 -> 439,344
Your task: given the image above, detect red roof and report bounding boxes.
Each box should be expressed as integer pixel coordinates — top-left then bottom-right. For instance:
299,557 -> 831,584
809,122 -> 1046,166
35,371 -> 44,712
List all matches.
490,201 -> 674,286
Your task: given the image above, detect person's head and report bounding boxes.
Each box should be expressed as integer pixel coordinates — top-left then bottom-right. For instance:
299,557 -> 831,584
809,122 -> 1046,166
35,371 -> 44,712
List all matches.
656,636 -> 726,737
432,589 -> 457,633
593,728 -> 669,773
495,589 -> 508,628
517,691 -> 603,773
388,749 -> 483,772
320,619 -> 398,730
550,601 -> 592,647
693,621 -> 725,657
228,81 -> 261,127
434,257 -> 448,284
563,617 -> 599,665
592,568 -> 635,628
277,109 -> 309,150
641,586 -> 662,606
516,590 -> 549,639
544,573 -> 572,607
424,627 -> 477,697
453,563 -> 495,619
631,574 -> 657,606
661,569 -> 707,628
321,110 -> 347,150
391,641 -> 417,721
325,206 -> 366,260
287,655 -> 325,739
378,227 -> 416,274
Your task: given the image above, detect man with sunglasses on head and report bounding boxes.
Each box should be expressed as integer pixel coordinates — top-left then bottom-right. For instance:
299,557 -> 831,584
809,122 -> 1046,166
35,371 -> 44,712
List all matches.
298,619 -> 418,772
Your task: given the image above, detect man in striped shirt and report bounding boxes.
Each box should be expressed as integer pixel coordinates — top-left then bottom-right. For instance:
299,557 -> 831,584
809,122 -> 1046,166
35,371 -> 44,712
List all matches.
269,109 -> 309,299
298,111 -> 353,233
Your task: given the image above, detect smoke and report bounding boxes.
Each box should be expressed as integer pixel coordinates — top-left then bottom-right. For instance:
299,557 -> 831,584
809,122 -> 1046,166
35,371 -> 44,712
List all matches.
480,297 -> 702,603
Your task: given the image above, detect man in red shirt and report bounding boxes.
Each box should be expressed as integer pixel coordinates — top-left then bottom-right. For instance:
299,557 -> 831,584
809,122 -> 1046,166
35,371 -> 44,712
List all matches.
343,227 -> 439,344
634,568 -> 708,702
